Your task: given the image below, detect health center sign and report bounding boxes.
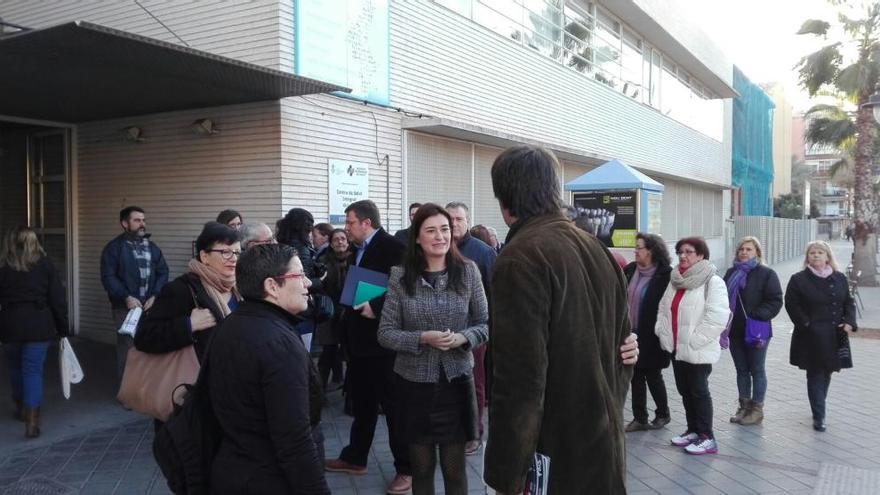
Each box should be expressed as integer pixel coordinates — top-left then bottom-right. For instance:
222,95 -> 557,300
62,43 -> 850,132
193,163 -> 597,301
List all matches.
329,159 -> 370,224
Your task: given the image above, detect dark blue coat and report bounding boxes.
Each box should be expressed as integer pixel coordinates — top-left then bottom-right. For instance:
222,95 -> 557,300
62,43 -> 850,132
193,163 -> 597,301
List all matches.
623,262 -> 671,369
457,233 -> 497,296
100,233 -> 169,308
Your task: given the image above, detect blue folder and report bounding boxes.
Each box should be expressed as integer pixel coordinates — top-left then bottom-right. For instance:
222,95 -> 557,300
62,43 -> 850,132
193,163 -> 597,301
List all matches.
340,265 -> 390,307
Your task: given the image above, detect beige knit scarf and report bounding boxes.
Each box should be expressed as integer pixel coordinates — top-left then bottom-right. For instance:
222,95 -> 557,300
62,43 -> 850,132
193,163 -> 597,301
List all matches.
187,259 -> 240,317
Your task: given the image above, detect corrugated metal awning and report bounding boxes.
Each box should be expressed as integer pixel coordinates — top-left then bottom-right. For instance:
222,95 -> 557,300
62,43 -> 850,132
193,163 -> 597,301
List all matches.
0,21 -> 349,123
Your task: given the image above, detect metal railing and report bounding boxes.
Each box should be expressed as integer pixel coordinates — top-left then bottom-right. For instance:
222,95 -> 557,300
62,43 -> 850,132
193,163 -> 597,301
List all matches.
731,216 -> 818,266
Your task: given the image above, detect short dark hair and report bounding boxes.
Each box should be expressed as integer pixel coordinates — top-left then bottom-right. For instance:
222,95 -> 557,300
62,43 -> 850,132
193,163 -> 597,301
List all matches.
119,206 -> 144,222
313,222 -> 333,238
675,236 -> 710,259
276,208 -> 314,246
636,232 -> 671,270
195,222 -> 241,255
470,224 -> 492,245
345,200 -> 382,229
408,202 -> 423,212
216,209 -> 242,226
236,243 -> 298,301
491,145 -> 563,219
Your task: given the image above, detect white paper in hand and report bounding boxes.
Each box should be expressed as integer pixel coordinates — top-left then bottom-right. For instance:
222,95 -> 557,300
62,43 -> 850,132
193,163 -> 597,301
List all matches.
118,307 -> 142,337
59,337 -> 85,399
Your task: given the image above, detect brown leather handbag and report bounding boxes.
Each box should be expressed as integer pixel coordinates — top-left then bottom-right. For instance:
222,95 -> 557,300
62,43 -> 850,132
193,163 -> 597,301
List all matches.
117,285 -> 202,421
117,345 -> 200,421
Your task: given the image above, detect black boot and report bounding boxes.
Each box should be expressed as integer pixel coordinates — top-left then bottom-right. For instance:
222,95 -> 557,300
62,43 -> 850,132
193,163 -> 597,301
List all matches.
24,407 -> 40,438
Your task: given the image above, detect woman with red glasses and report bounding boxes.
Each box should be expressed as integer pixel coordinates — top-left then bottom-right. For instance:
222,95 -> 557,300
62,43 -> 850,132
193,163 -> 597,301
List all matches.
136,222 -> 242,362
655,236 -> 730,455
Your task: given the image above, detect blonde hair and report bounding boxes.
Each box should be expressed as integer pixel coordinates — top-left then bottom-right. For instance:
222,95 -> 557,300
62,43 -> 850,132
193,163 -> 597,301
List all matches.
803,240 -> 839,271
735,236 -> 764,264
0,227 -> 46,272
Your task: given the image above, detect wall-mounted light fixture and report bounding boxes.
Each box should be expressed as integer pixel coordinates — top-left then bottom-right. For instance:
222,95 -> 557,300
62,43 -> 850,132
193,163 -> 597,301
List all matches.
191,118 -> 220,136
121,126 -> 145,143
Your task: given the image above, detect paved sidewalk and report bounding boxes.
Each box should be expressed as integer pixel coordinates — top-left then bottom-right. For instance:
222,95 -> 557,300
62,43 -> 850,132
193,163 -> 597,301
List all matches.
1,240 -> 878,494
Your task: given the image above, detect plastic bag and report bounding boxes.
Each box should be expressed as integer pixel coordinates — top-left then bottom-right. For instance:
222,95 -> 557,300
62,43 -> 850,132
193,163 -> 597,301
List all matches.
59,337 -> 85,399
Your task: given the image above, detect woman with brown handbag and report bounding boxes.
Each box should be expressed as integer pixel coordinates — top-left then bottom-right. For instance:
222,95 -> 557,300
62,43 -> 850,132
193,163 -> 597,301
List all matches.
126,222 -> 242,423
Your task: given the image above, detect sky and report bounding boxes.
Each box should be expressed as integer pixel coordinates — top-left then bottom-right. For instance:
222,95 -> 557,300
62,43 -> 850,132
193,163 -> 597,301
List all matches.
678,0 -> 850,111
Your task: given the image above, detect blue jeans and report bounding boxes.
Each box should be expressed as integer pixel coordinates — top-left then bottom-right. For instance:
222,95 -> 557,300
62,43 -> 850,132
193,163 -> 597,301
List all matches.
806,369 -> 832,421
4,341 -> 51,408
728,337 -> 769,402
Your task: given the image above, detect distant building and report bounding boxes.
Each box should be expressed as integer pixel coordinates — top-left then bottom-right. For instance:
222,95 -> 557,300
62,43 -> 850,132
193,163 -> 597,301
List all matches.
731,66 -> 774,216
762,83 -> 793,198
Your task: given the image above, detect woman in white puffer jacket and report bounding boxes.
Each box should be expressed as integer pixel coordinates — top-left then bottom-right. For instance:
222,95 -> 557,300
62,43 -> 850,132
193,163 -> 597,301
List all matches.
655,236 -> 730,456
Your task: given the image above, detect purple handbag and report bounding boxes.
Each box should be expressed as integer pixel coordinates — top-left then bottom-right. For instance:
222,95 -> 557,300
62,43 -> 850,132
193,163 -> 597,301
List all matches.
739,295 -> 771,348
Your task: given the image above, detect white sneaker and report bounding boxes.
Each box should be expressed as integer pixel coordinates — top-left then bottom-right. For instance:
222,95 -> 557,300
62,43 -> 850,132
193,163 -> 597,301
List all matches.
670,431 -> 699,447
684,436 -> 718,455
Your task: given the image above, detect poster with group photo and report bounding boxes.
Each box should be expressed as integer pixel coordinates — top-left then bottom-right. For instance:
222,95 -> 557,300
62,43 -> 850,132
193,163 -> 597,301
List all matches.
571,190 -> 638,248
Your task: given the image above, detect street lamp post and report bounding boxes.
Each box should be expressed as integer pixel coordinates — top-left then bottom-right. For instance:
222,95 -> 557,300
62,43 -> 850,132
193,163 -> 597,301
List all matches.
860,91 -> 880,123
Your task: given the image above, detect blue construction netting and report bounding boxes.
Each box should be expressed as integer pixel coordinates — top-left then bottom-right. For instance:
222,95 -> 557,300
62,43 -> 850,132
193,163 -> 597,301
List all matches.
732,66 -> 775,216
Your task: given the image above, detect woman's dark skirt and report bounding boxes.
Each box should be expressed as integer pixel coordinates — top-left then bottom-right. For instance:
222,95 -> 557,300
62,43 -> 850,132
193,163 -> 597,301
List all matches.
396,372 -> 479,445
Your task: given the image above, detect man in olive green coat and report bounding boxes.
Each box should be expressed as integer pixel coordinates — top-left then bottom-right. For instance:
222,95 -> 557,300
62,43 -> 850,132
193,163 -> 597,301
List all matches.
484,146 -> 633,494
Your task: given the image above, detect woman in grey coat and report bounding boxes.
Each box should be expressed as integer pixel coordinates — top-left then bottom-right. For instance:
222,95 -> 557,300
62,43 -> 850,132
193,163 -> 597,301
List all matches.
378,203 -> 488,495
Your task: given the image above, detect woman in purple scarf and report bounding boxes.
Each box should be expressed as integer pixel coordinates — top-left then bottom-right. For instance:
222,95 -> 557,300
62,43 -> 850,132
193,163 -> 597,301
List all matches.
722,237 -> 782,426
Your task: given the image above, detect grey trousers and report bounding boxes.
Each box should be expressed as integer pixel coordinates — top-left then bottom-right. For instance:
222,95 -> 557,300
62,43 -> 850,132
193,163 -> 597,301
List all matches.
112,307 -> 133,386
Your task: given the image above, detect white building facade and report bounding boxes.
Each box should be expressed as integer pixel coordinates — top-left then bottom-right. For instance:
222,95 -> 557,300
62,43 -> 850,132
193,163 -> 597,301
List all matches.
1,0 -> 734,342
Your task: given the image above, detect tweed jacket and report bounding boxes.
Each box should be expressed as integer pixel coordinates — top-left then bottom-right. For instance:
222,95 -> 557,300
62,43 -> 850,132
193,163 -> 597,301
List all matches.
377,261 -> 488,383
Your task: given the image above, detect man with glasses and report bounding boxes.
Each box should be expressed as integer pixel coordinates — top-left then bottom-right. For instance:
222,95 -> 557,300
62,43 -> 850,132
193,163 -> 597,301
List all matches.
101,205 -> 169,385
240,222 -> 276,250
325,199 -> 412,495
207,243 -> 329,494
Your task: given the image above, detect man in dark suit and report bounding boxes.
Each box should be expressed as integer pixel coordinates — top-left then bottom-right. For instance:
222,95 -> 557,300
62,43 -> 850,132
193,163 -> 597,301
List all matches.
325,200 -> 411,494
393,202 -> 422,245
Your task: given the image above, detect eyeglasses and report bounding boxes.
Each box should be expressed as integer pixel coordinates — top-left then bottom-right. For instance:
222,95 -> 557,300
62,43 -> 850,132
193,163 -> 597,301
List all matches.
207,249 -> 241,260
273,272 -> 305,281
634,246 -> 647,251
250,237 -> 276,246
676,249 -> 697,256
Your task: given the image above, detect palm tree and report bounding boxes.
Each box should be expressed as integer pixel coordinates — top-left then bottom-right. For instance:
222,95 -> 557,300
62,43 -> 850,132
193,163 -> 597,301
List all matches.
797,2 -> 880,285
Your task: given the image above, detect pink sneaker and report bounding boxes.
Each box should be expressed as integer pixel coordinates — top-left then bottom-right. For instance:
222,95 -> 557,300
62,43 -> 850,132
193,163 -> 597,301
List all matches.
684,435 -> 718,455
670,431 -> 699,447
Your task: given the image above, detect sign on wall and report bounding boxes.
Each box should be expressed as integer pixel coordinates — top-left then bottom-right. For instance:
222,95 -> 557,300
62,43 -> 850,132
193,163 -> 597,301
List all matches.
329,159 -> 370,224
571,190 -> 638,248
295,0 -> 390,105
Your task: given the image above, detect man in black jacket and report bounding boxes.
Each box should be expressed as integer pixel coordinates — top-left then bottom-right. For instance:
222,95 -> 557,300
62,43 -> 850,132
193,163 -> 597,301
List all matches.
325,200 -> 412,494
208,244 -> 329,494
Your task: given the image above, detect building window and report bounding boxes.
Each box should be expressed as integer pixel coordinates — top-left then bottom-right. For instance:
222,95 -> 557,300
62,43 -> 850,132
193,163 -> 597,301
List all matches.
435,0 -> 723,140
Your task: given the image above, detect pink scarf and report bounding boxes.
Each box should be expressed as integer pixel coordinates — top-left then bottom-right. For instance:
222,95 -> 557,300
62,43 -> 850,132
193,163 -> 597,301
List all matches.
627,264 -> 657,329
808,265 -> 833,278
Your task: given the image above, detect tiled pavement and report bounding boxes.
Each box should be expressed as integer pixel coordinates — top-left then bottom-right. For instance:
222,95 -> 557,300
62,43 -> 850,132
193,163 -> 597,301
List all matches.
2,241 -> 879,494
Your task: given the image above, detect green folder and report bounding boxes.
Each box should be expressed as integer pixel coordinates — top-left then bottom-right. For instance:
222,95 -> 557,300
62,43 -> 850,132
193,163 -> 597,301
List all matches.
353,281 -> 387,306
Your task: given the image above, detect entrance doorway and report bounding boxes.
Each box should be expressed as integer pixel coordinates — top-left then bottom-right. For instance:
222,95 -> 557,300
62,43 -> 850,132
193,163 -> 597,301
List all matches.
0,122 -> 71,291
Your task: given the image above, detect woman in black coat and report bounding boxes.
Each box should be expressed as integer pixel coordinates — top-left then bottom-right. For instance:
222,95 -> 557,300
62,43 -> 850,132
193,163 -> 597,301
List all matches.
135,222 -> 241,363
0,227 -> 69,438
785,240 -> 856,432
315,228 -> 351,390
722,237 -> 783,426
208,244 -> 329,494
623,232 -> 672,432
